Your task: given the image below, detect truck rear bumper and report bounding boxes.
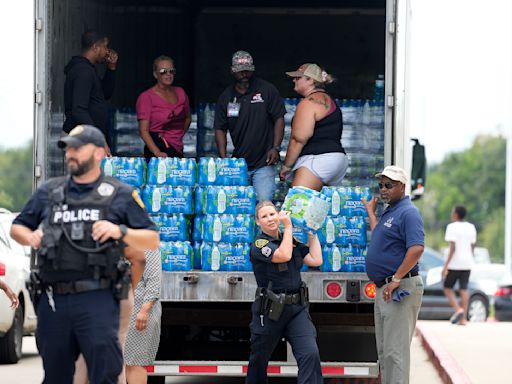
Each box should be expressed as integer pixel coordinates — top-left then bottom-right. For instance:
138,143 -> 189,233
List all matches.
147,360 -> 379,378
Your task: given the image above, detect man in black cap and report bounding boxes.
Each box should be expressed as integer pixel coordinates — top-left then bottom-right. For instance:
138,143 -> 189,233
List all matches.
11,125 -> 159,384
214,50 -> 286,202
63,30 -> 119,155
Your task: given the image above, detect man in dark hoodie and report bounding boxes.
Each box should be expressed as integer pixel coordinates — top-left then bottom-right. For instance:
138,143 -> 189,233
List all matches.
63,30 -> 118,156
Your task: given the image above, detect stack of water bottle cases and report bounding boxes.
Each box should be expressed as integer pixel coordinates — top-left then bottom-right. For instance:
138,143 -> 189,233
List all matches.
101,156 -> 256,272
101,156 -> 372,274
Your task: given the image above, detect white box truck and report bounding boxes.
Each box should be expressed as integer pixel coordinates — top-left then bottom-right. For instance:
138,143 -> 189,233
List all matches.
33,0 -> 422,381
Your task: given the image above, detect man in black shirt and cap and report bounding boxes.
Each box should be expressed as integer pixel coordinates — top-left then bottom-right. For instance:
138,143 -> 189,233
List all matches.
215,50 -> 286,202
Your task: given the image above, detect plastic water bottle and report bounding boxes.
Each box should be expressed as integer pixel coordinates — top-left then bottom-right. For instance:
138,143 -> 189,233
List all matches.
152,187 -> 161,213
331,190 -> 341,216
374,74 -> 385,102
157,159 -> 166,184
103,158 -> 113,177
211,245 -> 221,271
218,188 -> 226,213
213,216 -> 222,242
332,245 -> 342,272
207,158 -> 216,183
326,218 -> 335,244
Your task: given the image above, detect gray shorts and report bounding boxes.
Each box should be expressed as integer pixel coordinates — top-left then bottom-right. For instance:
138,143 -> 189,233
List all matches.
293,152 -> 349,186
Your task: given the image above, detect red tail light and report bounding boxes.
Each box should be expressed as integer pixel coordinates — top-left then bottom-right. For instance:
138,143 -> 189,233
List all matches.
365,282 -> 376,299
495,287 -> 512,297
325,281 -> 343,299
0,262 -> 5,276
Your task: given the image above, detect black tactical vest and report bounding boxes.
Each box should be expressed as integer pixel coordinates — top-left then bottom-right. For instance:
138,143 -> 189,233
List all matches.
39,175 -> 126,282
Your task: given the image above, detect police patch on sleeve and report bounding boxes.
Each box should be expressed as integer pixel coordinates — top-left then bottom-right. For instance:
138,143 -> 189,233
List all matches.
255,239 -> 269,248
97,182 -> 115,196
261,246 -> 272,257
132,190 -> 145,209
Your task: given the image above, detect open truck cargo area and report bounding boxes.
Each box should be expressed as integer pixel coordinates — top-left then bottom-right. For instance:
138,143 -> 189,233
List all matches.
34,0 -> 415,380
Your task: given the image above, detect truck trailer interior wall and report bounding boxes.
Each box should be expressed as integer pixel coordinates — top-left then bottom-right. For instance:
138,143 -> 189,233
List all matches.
44,0 -> 386,177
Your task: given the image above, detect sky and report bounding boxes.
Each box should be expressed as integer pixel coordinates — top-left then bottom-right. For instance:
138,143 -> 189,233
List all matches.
0,0 -> 511,165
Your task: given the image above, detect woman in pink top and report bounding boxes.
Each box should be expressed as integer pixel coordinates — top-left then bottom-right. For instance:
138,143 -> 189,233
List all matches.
136,55 -> 192,161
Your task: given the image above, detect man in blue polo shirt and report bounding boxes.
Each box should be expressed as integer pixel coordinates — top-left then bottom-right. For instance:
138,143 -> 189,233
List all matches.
362,165 -> 424,384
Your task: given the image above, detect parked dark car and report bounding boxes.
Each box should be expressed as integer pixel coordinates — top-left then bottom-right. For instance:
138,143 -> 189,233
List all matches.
495,280 -> 512,321
418,248 -> 489,322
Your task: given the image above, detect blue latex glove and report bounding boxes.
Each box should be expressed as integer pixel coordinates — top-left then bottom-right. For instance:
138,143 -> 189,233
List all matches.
392,288 -> 410,302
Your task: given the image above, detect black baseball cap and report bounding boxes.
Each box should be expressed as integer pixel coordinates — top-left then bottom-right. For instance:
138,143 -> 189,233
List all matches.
58,125 -> 106,149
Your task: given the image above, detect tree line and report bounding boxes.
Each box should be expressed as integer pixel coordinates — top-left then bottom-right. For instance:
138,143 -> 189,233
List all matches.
416,134 -> 506,263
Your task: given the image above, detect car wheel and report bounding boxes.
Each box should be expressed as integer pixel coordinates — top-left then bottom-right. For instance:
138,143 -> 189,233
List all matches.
468,294 -> 488,322
0,303 -> 24,363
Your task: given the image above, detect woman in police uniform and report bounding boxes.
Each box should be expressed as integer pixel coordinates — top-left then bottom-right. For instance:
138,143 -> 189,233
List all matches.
246,201 -> 323,384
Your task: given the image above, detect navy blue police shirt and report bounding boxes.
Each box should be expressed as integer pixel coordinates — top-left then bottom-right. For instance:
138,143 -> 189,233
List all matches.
365,196 -> 424,283
250,232 -> 309,292
13,175 -> 156,282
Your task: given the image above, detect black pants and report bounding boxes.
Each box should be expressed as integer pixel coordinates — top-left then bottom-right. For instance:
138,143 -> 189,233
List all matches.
246,300 -> 323,384
144,131 -> 182,162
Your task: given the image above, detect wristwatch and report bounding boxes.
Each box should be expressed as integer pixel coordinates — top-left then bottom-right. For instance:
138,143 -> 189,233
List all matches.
391,275 -> 401,283
119,224 -> 128,240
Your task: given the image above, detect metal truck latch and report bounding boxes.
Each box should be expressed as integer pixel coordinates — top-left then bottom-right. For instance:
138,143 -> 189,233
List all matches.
227,275 -> 243,285
183,274 -> 199,284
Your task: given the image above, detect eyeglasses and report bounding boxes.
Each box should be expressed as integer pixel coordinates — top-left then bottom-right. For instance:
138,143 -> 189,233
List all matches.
378,182 -> 399,190
158,68 -> 177,75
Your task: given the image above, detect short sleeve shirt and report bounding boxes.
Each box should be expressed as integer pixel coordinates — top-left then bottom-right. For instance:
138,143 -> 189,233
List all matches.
136,86 -> 190,154
214,77 -> 286,170
13,175 -> 156,232
250,232 -> 309,291
444,221 -> 477,270
365,196 -> 424,282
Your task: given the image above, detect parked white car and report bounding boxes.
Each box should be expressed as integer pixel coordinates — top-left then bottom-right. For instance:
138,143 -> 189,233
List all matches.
0,209 -> 37,363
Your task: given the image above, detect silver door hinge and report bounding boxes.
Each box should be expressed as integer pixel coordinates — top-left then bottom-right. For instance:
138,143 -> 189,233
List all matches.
388,21 -> 396,34
35,18 -> 43,31
35,92 -> 42,105
35,165 -> 42,178
386,95 -> 395,107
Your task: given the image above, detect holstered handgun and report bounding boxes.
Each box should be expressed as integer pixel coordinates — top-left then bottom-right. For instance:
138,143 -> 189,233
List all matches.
266,288 -> 285,321
113,259 -> 131,300
299,282 -> 309,306
27,271 -> 43,309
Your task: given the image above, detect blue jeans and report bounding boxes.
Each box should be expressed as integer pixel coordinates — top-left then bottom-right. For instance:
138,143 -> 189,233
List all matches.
248,165 -> 277,202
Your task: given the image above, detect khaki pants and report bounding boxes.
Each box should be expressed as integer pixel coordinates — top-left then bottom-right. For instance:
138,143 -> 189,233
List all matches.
374,275 -> 423,384
74,289 -> 134,384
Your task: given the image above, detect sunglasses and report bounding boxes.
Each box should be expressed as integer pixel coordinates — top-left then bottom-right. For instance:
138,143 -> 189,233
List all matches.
158,68 -> 177,75
378,182 -> 399,190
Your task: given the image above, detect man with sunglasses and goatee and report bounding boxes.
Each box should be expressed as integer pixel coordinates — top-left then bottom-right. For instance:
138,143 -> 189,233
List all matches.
362,165 -> 425,384
63,30 -> 119,156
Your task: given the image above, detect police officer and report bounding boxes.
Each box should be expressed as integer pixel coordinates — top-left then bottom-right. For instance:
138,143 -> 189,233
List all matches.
10,125 -> 159,384
246,201 -> 323,384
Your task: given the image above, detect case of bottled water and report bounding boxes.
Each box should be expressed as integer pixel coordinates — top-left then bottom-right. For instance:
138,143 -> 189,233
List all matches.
321,244 -> 344,272
321,186 -> 372,217
317,216 -> 366,246
282,186 -> 331,233
202,214 -> 255,243
200,242 -> 252,272
101,157 -> 147,187
197,186 -> 256,214
142,185 -> 193,214
147,157 -> 197,186
161,241 -> 193,271
150,213 -> 190,241
198,157 -> 248,186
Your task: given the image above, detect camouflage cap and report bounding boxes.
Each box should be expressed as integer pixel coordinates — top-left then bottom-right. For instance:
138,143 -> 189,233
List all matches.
231,50 -> 255,73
